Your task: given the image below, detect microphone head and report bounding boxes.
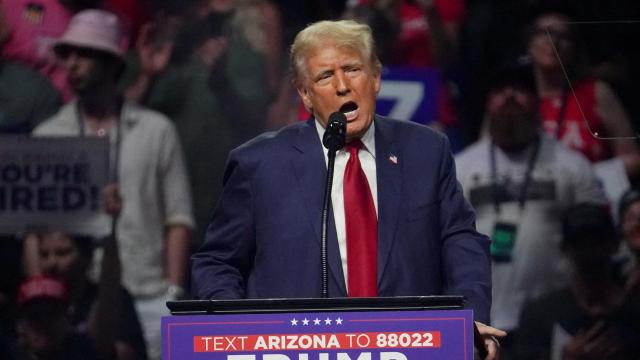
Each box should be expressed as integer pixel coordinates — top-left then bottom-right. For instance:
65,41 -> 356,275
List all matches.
323,112 -> 347,151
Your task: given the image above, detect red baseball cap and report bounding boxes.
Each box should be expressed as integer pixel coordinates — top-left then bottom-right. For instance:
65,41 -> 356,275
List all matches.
17,276 -> 69,305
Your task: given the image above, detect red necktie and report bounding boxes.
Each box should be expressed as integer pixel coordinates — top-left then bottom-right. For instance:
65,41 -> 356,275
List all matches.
344,140 -> 378,297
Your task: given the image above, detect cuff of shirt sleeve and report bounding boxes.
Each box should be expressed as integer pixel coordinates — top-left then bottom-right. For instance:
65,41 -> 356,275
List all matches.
166,214 -> 196,229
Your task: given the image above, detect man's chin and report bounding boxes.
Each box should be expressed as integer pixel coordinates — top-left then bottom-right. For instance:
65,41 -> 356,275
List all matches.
346,127 -> 366,142
345,118 -> 374,140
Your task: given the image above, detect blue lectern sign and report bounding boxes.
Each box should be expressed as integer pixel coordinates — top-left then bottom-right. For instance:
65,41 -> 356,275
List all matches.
163,309 -> 473,359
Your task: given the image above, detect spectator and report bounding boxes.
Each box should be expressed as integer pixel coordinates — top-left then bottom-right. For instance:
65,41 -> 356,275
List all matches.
102,0 -> 153,46
0,5 -> 62,349
370,0 -> 463,69
341,3 -> 398,66
516,204 -> 640,359
206,0 -> 283,137
0,0 -> 101,101
459,0 -> 538,144
32,9 -> 194,359
14,276 -> 99,360
527,11 -> 640,180
455,62 -> 606,358
33,231 -> 147,359
0,4 -> 61,133
0,55 -> 62,133
0,7 -> 60,133
618,188 -> 640,299
125,0 -> 282,241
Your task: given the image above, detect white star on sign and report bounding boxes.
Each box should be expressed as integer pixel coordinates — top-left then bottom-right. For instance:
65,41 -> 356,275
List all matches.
313,318 -> 321,325
324,317 -> 332,325
335,317 -> 343,325
302,318 -> 309,326
291,318 -> 298,326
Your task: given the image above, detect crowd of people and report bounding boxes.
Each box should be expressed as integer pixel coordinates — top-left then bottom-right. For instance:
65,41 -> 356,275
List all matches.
1,0 -> 640,359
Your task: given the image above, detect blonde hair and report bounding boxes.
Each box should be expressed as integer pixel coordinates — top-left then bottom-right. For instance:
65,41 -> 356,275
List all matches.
290,20 -> 381,85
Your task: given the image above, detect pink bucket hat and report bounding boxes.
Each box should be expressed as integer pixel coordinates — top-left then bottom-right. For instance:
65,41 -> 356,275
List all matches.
54,9 -> 125,59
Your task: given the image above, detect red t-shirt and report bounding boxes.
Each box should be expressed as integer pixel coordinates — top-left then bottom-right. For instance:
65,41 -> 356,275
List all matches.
396,1 -> 463,127
397,0 -> 464,67
540,79 -> 612,162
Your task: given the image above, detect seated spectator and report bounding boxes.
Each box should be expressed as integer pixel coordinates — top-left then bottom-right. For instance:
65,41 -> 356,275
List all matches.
14,276 -> 99,360
516,204 -> 640,359
527,11 -> 640,180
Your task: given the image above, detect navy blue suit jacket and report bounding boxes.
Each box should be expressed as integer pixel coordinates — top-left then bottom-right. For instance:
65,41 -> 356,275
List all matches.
191,116 -> 491,323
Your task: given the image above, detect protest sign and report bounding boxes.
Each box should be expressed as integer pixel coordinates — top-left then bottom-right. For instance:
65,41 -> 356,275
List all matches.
0,136 -> 110,236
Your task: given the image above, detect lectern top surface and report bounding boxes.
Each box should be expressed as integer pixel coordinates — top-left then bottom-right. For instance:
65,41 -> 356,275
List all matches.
167,296 -> 465,315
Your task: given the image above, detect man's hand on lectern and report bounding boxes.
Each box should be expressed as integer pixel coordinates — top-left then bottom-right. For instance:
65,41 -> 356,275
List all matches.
475,321 -> 507,360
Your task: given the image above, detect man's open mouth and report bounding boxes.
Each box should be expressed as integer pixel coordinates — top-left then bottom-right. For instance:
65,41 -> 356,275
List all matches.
339,101 -> 358,121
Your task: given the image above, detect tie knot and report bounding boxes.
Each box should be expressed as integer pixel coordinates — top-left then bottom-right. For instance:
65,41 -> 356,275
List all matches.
344,139 -> 363,155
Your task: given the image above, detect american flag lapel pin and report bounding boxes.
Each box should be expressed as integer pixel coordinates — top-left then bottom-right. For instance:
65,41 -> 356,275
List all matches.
389,154 -> 398,165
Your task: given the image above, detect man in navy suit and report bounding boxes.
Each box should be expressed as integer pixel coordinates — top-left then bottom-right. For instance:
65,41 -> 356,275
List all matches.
192,19 -> 502,358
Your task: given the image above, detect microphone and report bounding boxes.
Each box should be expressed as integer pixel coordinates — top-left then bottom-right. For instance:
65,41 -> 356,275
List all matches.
319,111 -> 346,298
322,112 -> 347,152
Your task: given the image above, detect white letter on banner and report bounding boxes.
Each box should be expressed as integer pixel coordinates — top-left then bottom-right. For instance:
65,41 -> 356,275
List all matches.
338,352 -> 372,360
227,356 -> 255,360
263,355 -> 291,360
377,81 -> 424,121
254,336 -> 267,350
380,352 -> 408,360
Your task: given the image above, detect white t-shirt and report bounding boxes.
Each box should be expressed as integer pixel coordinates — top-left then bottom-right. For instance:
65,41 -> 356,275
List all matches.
455,135 -> 606,330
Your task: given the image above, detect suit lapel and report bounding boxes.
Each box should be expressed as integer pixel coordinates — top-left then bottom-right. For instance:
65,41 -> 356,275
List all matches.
291,118 -> 347,296
374,117 -> 403,287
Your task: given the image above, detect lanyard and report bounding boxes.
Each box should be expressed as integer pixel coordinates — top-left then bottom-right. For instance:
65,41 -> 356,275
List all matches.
489,136 -> 540,215
76,99 -> 123,183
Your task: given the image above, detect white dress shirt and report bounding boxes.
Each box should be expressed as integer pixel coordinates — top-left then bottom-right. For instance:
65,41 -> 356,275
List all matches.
315,120 -> 378,289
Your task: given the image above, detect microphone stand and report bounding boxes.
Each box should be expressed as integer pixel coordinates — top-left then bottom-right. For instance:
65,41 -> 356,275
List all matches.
320,112 -> 346,298
320,147 -> 337,298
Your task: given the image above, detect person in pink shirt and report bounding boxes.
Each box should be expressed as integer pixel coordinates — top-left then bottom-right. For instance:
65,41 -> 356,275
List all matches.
0,0 -> 99,101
